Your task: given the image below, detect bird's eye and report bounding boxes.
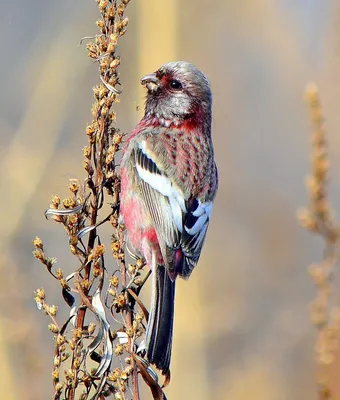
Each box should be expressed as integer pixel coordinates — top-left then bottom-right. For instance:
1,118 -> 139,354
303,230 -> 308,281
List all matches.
169,79 -> 182,90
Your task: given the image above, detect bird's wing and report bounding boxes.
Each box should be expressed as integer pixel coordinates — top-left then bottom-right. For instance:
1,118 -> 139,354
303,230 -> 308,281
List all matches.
180,197 -> 212,278
132,140 -> 213,278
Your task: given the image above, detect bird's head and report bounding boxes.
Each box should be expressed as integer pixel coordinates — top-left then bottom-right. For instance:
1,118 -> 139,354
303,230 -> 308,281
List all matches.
141,61 -> 212,128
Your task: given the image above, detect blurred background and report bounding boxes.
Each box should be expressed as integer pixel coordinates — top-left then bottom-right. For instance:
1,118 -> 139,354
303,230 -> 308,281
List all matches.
1,0 -> 340,398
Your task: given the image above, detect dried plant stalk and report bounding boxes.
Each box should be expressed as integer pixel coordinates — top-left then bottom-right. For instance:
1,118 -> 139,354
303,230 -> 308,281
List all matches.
299,83 -> 340,400
32,1 -> 155,399
33,1 -> 170,399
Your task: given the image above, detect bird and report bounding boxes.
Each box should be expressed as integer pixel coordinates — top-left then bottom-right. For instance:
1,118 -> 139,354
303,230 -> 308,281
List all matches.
120,61 -> 218,375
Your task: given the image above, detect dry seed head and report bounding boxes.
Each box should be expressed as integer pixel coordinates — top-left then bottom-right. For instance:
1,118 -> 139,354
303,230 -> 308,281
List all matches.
80,279 -> 90,290
107,42 -> 116,54
48,324 -> 59,333
35,288 -> 45,301
69,245 -> 78,255
107,373 -> 117,382
68,215 -> 78,227
109,33 -> 118,47
107,5 -> 115,19
108,144 -> 117,155
99,58 -> 110,72
113,133 -> 122,144
33,249 -> 44,262
68,180 -> 79,193
33,236 -> 43,249
308,264 -> 330,287
86,124 -> 95,137
99,0 -> 108,10
56,334 -> 65,345
88,323 -> 96,335
52,367 -> 59,381
126,327 -> 134,337
50,195 -> 61,208
124,357 -> 131,365
110,214 -> 118,228
56,268 -> 63,280
93,261 -> 102,277
62,197 -> 76,209
69,235 -> 78,246
98,84 -> 108,99
98,41 -> 107,53
121,372 -> 128,380
124,365 -> 133,376
112,93 -> 120,103
297,208 -> 318,232
305,176 -> 322,199
111,241 -> 120,253
128,264 -> 136,274
54,356 -> 61,367
121,18 -> 129,28
117,293 -> 125,307
135,312 -> 143,322
132,320 -> 138,331
73,358 -> 81,369
96,19 -> 105,29
113,368 -> 122,379
114,343 -> 124,356
60,278 -> 68,290
83,146 -> 91,158
91,244 -> 106,260
110,58 -> 120,69
69,338 -> 76,350
73,328 -> 82,339
87,42 -> 98,59
109,111 -> 117,122
106,153 -> 114,164
65,369 -> 75,381
117,3 -> 125,17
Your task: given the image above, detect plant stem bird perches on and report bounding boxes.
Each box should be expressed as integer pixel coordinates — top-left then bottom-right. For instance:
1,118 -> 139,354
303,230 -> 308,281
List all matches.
33,1 -> 169,399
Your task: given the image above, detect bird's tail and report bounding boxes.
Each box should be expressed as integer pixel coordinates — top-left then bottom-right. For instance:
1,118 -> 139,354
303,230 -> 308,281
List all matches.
146,262 -> 176,375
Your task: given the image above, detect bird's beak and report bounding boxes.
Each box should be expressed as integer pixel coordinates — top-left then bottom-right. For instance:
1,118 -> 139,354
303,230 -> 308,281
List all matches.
141,73 -> 160,93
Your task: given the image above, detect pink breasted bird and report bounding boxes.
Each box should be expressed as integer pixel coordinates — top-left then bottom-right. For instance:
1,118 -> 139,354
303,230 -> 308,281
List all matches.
120,61 -> 218,374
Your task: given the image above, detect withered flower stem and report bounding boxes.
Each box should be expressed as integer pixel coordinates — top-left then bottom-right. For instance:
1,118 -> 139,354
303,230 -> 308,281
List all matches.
300,83 -> 340,400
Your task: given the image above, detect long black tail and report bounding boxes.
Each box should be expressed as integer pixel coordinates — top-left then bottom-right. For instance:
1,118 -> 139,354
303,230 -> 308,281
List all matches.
146,265 -> 176,374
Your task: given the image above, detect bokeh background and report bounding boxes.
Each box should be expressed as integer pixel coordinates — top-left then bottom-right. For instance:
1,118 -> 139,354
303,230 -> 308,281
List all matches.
1,0 -> 340,398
